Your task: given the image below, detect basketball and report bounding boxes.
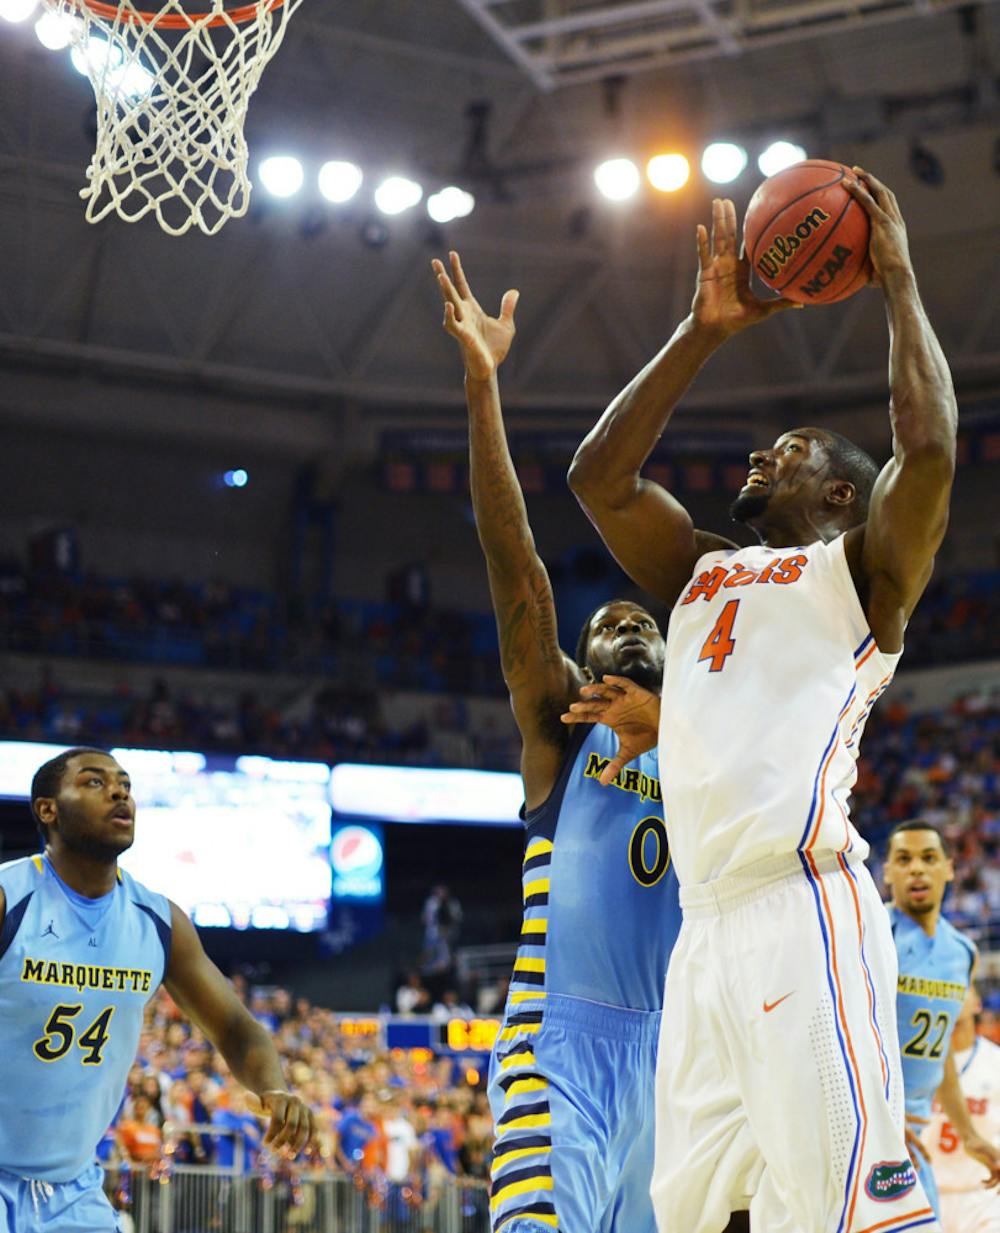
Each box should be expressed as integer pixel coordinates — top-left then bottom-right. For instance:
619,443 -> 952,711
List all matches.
743,160 -> 872,305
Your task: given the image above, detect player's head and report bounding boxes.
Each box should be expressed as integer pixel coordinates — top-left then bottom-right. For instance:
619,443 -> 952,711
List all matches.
31,747 -> 135,861
883,821 -> 954,918
729,428 -> 878,538
575,600 -> 665,693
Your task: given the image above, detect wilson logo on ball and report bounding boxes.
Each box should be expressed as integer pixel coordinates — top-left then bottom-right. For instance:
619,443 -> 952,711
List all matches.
756,207 -> 830,280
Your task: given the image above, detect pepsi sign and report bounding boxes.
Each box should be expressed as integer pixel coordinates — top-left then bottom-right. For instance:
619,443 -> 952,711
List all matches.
331,824 -> 384,901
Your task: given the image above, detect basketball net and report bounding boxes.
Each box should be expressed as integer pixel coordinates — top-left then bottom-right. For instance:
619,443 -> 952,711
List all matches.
39,0 -> 304,236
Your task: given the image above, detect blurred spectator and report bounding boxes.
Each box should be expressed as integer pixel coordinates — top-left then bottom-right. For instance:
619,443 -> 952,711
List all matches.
117,1095 -> 162,1166
396,972 -> 432,1016
422,886 -> 463,991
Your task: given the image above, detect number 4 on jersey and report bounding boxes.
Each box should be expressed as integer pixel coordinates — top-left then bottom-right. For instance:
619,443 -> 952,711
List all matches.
698,599 -> 739,673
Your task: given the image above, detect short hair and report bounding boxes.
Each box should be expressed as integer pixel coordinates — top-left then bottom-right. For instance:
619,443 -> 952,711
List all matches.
886,819 -> 951,858
574,600 -> 631,667
30,746 -> 111,844
817,429 -> 879,524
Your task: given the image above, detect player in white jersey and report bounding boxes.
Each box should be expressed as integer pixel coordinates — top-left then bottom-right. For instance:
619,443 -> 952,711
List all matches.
926,988 -> 1000,1233
565,168 -> 954,1233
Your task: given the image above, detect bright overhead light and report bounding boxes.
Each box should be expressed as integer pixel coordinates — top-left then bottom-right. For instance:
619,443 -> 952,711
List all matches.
70,36 -> 123,78
427,186 -> 475,223
318,160 -> 363,204
647,153 -> 690,193
34,9 -> 77,49
594,158 -> 640,202
259,155 -> 305,199
0,0 -> 37,23
374,175 -> 423,216
758,141 -> 807,177
224,469 -> 249,488
701,142 -> 748,185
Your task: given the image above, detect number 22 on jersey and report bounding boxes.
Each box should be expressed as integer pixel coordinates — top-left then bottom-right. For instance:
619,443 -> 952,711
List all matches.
698,599 -> 739,673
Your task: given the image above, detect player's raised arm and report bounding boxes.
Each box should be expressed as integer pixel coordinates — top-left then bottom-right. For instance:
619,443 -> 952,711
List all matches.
433,251 -> 579,809
844,169 -> 957,653
568,198 -> 796,607
164,902 -> 314,1156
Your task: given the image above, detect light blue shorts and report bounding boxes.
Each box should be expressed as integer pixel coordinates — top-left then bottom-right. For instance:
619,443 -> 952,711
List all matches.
0,1164 -> 120,1233
488,993 -> 661,1233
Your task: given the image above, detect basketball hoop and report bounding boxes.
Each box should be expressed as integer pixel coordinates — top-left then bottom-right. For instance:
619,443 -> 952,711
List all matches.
39,0 -> 305,235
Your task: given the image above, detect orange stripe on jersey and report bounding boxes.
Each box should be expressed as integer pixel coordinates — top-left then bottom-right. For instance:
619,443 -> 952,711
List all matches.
804,691 -> 857,851
854,1207 -> 935,1233
805,850 -> 869,1231
854,642 -> 877,671
837,854 -> 889,1096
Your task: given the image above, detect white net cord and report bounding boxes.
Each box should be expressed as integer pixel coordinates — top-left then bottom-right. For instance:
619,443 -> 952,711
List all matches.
38,0 -> 305,236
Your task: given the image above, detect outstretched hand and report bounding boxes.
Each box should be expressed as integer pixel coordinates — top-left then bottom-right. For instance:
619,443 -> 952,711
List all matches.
561,675 -> 660,784
692,198 -> 800,338
432,250 -> 519,381
246,1090 -> 315,1158
844,167 -> 912,288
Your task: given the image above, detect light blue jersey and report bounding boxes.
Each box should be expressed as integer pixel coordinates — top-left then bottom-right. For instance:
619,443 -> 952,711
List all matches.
508,723 -> 679,1011
0,855 -> 171,1183
890,903 -> 975,1220
489,724 -> 682,1233
890,906 -> 975,1120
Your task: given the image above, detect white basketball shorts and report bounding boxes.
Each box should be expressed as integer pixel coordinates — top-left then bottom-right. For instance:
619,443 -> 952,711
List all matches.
652,850 -> 941,1233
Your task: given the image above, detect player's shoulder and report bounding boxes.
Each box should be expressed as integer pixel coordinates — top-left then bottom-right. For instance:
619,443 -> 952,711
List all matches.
117,866 -> 172,927
0,853 -> 46,895
939,914 -> 977,961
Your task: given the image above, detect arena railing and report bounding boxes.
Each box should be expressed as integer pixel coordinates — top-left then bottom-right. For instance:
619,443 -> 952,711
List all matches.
103,1156 -> 490,1233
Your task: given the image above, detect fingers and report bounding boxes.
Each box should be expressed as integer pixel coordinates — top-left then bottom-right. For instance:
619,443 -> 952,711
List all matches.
842,174 -> 880,218
852,165 -> 895,206
263,1094 -> 312,1157
758,295 -> 804,317
601,675 -> 637,692
695,223 -> 710,271
723,199 -> 738,251
560,702 -> 608,724
599,754 -> 628,786
449,250 -> 473,300
433,260 -> 464,319
499,288 -> 520,324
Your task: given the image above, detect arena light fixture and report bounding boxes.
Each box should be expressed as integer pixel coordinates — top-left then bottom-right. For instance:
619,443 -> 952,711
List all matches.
108,60 -> 154,99
758,141 -> 806,177
427,186 -> 475,224
70,35 -> 122,77
647,153 -> 690,193
34,9 -> 77,48
374,175 -> 423,216
0,0 -> 37,23
223,469 -> 249,488
594,158 -> 640,202
701,142 -> 748,185
258,155 -> 304,199
318,160 -> 363,204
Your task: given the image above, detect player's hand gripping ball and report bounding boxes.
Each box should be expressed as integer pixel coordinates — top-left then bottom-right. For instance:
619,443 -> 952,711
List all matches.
743,160 -> 872,305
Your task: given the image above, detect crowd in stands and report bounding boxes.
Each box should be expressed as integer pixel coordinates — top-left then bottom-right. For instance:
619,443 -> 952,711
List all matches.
2,562 -> 998,697
855,690 -> 1000,935
104,981 -> 494,1207
0,671 -> 520,772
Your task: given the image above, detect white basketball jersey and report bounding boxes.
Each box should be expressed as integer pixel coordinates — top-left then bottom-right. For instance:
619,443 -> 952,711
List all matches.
926,1036 -> 1000,1192
659,532 -> 901,885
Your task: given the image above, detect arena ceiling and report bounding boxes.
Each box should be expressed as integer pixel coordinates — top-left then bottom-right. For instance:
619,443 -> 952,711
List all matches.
0,0 -> 998,465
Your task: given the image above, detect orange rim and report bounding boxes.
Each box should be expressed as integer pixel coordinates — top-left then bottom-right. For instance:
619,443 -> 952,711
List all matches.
76,0 -> 285,28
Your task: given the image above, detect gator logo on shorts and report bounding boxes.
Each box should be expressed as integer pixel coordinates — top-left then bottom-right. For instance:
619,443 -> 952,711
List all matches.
864,1160 -> 917,1202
